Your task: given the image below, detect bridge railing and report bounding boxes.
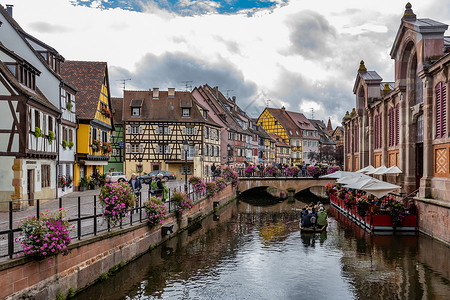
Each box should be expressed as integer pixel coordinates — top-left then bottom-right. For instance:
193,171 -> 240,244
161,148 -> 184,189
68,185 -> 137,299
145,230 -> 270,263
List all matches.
236,168 -> 329,178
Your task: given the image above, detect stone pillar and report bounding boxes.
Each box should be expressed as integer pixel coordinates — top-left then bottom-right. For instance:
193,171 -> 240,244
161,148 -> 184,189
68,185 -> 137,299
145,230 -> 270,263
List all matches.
11,158 -> 23,210
403,90 -> 418,193
287,188 -> 295,203
419,75 -> 434,198
381,102 -> 389,167
360,113 -> 369,168
367,110 -> 373,166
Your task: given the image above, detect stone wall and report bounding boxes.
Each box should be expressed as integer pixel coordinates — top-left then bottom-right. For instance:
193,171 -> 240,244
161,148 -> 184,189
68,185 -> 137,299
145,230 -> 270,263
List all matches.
0,184 -> 236,300
415,198 -> 450,245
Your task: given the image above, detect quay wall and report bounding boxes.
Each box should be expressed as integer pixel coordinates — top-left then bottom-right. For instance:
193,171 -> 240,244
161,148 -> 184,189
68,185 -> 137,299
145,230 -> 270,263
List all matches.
415,198 -> 450,246
0,184 -> 236,300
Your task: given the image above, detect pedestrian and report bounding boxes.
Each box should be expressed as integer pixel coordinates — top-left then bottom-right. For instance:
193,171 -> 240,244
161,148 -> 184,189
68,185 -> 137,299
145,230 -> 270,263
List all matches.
149,175 -> 158,196
155,173 -> 164,198
128,173 -> 142,195
161,179 -> 169,202
105,175 -> 112,184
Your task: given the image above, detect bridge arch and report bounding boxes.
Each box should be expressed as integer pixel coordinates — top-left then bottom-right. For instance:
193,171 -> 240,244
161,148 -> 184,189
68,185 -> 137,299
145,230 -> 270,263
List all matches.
238,177 -> 332,194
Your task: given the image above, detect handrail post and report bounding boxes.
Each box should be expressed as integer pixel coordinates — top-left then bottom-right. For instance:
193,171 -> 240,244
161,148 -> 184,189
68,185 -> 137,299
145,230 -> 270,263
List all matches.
59,197 -> 62,210
8,201 -> 13,259
77,196 -> 81,240
36,199 -> 40,220
139,191 -> 142,223
93,195 -> 97,236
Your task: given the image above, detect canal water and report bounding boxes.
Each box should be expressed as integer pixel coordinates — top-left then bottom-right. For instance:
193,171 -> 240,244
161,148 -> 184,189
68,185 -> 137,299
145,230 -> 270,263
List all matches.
74,196 -> 450,300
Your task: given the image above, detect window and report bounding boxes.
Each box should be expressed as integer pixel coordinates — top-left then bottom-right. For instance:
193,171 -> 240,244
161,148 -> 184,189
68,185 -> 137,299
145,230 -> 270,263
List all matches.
132,107 -> 140,116
205,127 -> 209,139
186,127 -> 194,135
41,165 -> 50,188
35,110 -> 40,128
180,165 -> 192,175
336,136 -> 340,141
395,106 -> 399,145
131,144 -> 139,153
417,114 -> 423,143
182,108 -> 190,117
131,126 -> 140,134
203,111 -> 207,119
354,126 -> 358,152
163,144 -> 171,154
205,145 -> 209,156
69,128 -> 73,143
102,131 -> 108,143
436,82 -> 447,138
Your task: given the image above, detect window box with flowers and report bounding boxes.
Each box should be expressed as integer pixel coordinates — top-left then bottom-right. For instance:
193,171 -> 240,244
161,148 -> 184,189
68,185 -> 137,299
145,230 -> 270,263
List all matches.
48,130 -> 55,144
92,140 -> 101,152
34,127 -> 42,138
101,107 -> 111,118
58,175 -> 67,190
102,142 -> 112,154
66,101 -> 73,111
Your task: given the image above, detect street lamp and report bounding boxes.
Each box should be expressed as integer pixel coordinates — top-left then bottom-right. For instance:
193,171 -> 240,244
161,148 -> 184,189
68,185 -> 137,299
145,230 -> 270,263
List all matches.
226,144 -> 231,166
183,140 -> 189,192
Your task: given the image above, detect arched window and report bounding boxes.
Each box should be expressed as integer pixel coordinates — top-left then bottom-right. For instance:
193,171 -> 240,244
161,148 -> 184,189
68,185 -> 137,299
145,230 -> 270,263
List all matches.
436,82 -> 447,138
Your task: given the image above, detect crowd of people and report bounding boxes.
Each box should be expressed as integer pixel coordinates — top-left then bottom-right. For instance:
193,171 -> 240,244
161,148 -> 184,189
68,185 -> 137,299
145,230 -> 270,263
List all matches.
240,161 -> 339,177
104,173 -> 170,202
300,202 -> 328,228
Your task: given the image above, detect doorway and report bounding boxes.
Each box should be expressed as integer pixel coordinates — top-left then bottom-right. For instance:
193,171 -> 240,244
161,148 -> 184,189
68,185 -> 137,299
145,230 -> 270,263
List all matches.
27,169 -> 35,206
415,143 -> 423,189
152,164 -> 160,171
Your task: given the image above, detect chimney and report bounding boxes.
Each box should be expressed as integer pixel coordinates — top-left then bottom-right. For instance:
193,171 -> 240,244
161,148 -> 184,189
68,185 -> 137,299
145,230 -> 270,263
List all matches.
152,88 -> 159,99
6,5 -> 13,17
281,106 -> 286,113
232,96 -> 236,103
168,88 -> 175,97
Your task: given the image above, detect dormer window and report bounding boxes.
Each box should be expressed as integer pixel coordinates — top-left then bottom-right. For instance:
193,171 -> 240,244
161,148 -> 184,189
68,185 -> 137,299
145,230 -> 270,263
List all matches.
203,110 -> 207,119
182,108 -> 190,117
132,107 -> 140,116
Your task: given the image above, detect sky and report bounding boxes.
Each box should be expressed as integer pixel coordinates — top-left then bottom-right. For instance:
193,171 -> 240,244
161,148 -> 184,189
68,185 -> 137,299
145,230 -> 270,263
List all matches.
5,0 -> 450,126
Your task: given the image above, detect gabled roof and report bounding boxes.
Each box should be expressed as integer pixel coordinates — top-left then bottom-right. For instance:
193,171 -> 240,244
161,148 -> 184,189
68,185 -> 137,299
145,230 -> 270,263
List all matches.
309,119 -> 336,146
264,108 -> 302,138
268,132 -> 289,147
123,90 -> 221,127
0,60 -> 59,113
285,110 -> 316,133
0,5 -> 65,79
353,70 -> 383,94
60,61 -> 108,120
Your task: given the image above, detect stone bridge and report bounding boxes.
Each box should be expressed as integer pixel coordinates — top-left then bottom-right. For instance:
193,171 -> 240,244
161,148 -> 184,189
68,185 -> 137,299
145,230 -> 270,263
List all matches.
238,177 -> 331,196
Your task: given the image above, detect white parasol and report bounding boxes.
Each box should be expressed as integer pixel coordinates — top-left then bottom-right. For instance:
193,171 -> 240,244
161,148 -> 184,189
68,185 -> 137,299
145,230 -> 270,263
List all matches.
356,165 -> 376,173
366,165 -> 388,175
384,165 -> 403,174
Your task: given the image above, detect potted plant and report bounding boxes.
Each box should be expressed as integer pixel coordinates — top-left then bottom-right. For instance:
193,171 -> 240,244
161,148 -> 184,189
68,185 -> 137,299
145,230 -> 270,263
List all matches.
48,130 -> 55,144
58,175 -> 67,190
222,167 -> 239,187
215,177 -> 227,192
34,127 -> 42,138
62,140 -> 68,149
68,141 -> 74,150
285,166 -> 300,177
102,142 -> 112,154
79,176 -> 89,191
15,209 -> 72,261
244,165 -> 258,177
66,101 -> 73,111
307,165 -> 321,178
99,182 -> 136,226
170,191 -> 194,216
143,196 -> 168,226
327,165 -> 341,174
66,175 -> 73,188
205,181 -> 218,198
356,194 -> 369,217
188,176 -> 206,194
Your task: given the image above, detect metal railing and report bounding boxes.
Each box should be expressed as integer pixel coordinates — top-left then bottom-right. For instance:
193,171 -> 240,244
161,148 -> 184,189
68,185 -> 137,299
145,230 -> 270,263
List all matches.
0,184 -> 208,260
236,168 -> 320,178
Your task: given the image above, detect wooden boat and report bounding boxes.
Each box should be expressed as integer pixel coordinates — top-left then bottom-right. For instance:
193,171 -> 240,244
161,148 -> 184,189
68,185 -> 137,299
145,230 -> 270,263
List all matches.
299,223 -> 327,233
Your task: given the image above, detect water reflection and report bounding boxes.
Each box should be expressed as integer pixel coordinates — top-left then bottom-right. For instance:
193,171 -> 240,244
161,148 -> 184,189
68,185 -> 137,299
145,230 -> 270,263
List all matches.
74,198 -> 450,300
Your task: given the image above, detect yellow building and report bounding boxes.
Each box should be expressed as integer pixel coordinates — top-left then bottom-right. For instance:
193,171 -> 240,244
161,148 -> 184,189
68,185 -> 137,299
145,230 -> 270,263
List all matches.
61,61 -> 114,188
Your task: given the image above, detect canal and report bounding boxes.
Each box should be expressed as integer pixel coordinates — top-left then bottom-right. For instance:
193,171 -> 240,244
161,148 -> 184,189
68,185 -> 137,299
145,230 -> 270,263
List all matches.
74,195 -> 450,300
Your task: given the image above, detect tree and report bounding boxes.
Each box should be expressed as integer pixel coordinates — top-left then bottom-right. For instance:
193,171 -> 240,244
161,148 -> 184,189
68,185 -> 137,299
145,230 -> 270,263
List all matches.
307,151 -> 320,163
320,145 -> 336,164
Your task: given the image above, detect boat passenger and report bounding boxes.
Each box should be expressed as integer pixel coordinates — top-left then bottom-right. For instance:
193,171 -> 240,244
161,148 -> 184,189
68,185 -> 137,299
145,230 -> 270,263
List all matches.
317,207 -> 328,227
308,207 -> 317,226
301,208 -> 312,228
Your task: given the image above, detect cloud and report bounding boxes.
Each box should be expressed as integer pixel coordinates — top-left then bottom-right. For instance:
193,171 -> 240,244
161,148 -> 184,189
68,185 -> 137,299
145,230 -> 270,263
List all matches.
27,21 -> 72,33
285,10 -> 337,59
109,51 -> 258,108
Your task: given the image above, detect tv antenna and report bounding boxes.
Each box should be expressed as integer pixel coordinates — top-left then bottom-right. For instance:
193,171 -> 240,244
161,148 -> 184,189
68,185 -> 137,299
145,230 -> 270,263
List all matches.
181,81 -> 193,91
117,78 -> 131,90
225,89 -> 234,98
265,99 -> 271,107
310,107 -> 315,119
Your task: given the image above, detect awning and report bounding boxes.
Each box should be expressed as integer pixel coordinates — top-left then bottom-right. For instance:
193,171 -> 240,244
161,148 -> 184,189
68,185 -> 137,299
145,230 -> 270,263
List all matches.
336,173 -> 372,185
385,165 -> 403,174
320,171 -> 356,179
353,179 -> 401,198
356,165 -> 376,173
83,161 -> 108,166
366,165 -> 388,175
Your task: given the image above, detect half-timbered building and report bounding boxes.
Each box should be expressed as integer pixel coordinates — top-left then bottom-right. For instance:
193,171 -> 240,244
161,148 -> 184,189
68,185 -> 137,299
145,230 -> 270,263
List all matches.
0,45 -> 59,210
123,89 -> 221,179
343,3 -> 450,244
0,4 -> 78,203
105,97 -> 124,173
61,61 -> 114,188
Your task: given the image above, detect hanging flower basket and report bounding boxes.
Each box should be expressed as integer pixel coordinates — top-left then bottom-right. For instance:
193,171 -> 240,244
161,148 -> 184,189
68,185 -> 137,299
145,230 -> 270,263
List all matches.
171,191 -> 194,214
15,209 -> 73,260
222,167 -> 239,186
99,182 -> 136,227
144,196 -> 168,226
188,176 -> 206,194
215,177 -> 227,192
